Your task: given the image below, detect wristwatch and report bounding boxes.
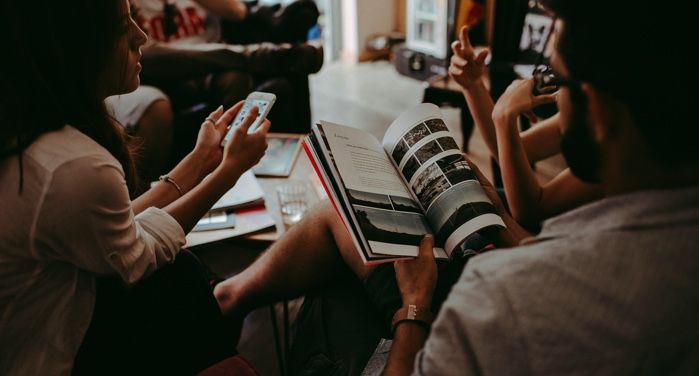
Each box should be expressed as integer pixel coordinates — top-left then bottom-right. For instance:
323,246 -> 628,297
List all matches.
391,304 -> 433,333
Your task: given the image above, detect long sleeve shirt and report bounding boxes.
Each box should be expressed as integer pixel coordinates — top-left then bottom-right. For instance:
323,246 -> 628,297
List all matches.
0,126 -> 186,375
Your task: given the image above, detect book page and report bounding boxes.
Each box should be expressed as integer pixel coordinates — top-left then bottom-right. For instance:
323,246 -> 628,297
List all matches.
381,104 -> 505,255
211,170 -> 264,211
318,121 -> 444,258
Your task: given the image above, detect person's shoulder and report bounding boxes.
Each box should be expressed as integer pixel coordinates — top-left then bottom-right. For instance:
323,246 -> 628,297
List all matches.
456,238 -> 591,298
466,241 -> 558,279
26,125 -> 121,173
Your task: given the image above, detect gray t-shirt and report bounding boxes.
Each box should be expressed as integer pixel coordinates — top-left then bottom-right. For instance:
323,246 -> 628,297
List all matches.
414,186 -> 699,375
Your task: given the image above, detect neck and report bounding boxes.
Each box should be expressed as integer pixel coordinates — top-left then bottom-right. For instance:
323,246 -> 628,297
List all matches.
602,157 -> 699,196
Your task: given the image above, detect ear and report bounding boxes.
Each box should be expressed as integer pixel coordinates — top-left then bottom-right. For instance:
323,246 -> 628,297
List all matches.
580,83 -> 624,143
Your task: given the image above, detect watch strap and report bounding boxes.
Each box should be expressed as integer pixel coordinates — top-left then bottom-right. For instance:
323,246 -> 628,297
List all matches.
391,304 -> 433,334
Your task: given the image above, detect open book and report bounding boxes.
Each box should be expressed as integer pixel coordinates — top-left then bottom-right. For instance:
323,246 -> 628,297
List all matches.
210,170 -> 264,211
304,103 -> 505,264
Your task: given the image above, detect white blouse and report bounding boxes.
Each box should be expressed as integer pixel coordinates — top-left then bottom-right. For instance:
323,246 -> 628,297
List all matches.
0,126 -> 186,375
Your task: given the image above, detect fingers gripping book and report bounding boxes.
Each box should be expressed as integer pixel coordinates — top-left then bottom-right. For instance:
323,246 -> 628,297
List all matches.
304,103 -> 505,264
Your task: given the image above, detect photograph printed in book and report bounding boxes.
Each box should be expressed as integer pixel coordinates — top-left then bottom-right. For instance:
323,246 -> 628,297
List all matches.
425,118 -> 449,133
403,123 -> 431,147
389,195 -> 422,214
392,139 -> 410,166
414,153 -> 480,211
391,118 -> 453,167
436,136 -> 459,152
413,163 -> 450,209
347,189 -> 431,246
436,154 -> 476,185
434,200 -> 500,246
414,140 -> 444,164
402,155 -> 421,182
420,154 -> 499,246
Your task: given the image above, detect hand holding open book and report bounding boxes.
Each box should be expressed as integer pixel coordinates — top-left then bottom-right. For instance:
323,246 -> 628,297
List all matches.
304,103 -> 505,264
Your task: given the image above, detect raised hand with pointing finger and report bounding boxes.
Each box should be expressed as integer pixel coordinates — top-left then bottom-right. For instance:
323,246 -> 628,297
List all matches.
449,26 -> 489,90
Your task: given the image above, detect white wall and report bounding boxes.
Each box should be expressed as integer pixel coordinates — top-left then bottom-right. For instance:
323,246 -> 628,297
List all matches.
341,0 -> 396,62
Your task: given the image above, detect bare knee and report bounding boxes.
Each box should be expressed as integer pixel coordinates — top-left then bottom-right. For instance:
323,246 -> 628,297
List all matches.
137,99 -> 173,138
213,71 -> 254,106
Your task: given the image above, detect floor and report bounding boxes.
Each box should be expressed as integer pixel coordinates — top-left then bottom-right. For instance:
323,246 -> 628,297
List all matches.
213,60 -> 565,375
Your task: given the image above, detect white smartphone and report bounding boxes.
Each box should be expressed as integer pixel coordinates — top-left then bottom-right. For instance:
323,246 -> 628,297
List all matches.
220,91 -> 276,146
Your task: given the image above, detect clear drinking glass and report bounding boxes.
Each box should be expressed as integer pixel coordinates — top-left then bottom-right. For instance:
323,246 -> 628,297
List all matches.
276,181 -> 308,228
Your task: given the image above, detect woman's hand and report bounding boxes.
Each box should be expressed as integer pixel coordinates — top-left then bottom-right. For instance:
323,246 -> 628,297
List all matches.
219,105 -> 270,176
394,235 -> 437,308
449,26 -> 489,90
192,105 -> 236,176
191,101 -> 271,178
492,79 -> 557,125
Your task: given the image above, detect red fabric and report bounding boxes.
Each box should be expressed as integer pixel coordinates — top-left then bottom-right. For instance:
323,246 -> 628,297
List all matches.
197,355 -> 259,376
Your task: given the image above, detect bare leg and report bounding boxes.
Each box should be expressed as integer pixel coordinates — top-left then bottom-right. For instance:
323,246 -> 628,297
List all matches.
214,201 -> 376,315
210,70 -> 254,108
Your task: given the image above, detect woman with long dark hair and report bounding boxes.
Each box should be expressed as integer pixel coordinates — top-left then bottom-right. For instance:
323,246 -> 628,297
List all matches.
0,0 -> 269,374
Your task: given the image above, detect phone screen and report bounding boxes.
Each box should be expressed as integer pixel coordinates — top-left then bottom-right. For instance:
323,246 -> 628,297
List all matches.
222,99 -> 270,144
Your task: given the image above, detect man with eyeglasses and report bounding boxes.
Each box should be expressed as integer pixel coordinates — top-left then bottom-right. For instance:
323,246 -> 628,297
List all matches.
384,0 -> 699,373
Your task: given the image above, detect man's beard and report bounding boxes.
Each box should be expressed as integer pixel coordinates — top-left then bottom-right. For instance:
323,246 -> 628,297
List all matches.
560,86 -> 602,184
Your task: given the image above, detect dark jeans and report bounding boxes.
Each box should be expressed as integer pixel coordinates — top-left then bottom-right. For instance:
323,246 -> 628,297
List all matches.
72,251 -> 235,376
222,0 -> 320,44
139,39 -> 322,137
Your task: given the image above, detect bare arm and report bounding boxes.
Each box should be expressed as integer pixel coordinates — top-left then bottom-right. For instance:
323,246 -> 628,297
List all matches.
165,106 -> 268,233
462,82 -> 499,159
162,162 -> 242,233
136,103 -> 269,233
383,236 -> 436,375
493,107 -> 549,226
194,0 -> 247,21
497,112 -> 600,225
536,168 -> 603,220
449,26 -> 499,160
384,324 -> 429,375
520,112 -> 563,162
131,106 -> 229,215
450,26 -> 557,164
451,27 -> 600,226
493,80 -> 602,225
465,154 -> 533,246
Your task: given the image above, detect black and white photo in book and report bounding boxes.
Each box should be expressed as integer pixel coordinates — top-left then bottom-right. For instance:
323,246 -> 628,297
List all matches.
383,104 -> 505,253
305,103 -> 505,264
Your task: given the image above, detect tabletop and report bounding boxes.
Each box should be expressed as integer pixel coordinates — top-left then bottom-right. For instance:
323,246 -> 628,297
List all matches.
186,148 -> 325,249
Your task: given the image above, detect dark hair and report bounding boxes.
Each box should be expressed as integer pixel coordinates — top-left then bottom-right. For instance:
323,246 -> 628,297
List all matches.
542,0 -> 697,166
0,0 -> 138,190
